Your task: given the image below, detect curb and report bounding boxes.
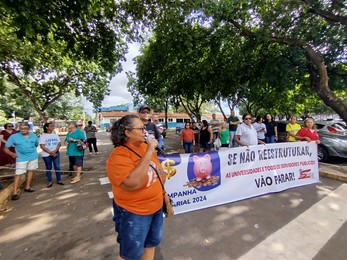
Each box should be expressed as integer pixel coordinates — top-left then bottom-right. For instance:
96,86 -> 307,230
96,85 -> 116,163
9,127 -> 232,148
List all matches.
0,176 -> 26,211
319,170 -> 347,182
319,162 -> 347,182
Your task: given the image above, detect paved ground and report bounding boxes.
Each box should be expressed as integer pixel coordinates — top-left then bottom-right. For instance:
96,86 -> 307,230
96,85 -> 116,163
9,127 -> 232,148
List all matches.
0,130 -> 347,259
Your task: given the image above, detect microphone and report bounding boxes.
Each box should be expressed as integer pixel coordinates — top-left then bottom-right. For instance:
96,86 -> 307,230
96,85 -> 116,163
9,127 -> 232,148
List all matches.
145,136 -> 167,157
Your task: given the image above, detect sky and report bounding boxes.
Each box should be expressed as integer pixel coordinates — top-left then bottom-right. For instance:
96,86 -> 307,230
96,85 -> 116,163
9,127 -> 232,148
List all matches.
83,42 -> 234,117
84,42 -> 141,115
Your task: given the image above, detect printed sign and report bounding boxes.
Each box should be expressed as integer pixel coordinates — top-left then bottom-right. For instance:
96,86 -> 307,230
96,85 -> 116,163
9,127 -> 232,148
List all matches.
159,142 -> 319,215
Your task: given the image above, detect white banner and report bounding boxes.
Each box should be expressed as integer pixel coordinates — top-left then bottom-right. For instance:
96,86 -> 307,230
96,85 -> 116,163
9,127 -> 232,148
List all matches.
159,142 -> 319,215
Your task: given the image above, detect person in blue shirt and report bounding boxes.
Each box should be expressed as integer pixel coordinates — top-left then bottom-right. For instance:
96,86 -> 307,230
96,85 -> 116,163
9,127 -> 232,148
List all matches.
4,122 -> 38,200
64,122 -> 85,184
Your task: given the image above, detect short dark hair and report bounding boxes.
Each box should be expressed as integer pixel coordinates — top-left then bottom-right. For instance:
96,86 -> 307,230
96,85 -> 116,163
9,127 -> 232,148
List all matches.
242,113 -> 251,120
110,114 -> 139,146
88,121 -> 92,124
138,104 -> 151,113
201,120 -> 209,127
43,122 -> 53,133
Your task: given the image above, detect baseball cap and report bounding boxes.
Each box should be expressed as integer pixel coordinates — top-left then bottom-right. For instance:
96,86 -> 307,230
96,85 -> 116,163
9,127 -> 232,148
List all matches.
138,104 -> 151,113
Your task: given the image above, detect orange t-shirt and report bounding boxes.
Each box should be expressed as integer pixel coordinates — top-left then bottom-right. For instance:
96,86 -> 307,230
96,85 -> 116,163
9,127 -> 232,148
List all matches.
180,128 -> 195,142
106,143 -> 163,215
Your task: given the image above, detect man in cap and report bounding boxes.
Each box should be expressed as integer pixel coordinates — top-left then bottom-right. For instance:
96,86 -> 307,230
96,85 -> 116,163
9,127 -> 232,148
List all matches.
138,105 -> 161,142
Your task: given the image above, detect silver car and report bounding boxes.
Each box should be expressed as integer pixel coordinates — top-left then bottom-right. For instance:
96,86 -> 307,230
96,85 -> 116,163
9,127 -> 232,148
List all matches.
277,120 -> 347,162
315,121 -> 347,135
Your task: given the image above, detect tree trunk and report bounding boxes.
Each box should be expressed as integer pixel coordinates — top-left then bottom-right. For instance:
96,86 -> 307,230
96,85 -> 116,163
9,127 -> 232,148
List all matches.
164,99 -> 168,129
305,46 -> 347,123
216,99 -> 227,120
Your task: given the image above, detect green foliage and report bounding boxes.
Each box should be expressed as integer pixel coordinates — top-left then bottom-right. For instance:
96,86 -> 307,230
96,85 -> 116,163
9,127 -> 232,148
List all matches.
126,0 -> 347,121
0,109 -> 7,124
0,0 -> 130,121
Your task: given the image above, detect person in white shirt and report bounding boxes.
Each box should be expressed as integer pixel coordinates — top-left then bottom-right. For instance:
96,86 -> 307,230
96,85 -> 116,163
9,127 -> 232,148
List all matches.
39,122 -> 64,187
252,115 -> 267,142
235,114 -> 265,146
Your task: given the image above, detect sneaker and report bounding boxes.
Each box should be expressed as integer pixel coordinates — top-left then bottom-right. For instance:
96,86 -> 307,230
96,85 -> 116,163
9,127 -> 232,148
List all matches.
95,152 -> 99,155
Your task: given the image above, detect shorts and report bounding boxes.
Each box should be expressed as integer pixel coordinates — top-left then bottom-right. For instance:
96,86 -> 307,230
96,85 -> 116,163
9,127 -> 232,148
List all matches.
15,159 -> 38,175
199,142 -> 211,149
69,156 -> 83,167
112,200 -> 163,260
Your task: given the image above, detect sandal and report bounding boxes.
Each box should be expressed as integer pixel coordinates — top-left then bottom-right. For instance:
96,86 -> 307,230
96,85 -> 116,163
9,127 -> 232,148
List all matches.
70,178 -> 81,184
11,194 -> 20,200
24,188 -> 35,192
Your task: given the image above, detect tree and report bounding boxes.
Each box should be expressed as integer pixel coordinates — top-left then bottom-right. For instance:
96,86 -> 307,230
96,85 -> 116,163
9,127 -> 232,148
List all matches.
202,0 -> 347,121
128,18 -> 230,120
0,0 -> 129,121
123,0 -> 347,122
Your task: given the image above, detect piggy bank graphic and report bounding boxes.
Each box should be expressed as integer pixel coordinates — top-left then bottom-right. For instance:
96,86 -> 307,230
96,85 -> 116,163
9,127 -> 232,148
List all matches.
193,154 -> 212,181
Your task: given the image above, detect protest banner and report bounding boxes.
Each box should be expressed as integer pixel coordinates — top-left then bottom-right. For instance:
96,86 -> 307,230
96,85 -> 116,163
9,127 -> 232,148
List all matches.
159,142 -> 319,215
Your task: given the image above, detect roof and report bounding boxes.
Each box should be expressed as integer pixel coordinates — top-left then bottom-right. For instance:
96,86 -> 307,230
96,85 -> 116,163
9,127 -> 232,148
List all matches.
98,105 -> 129,112
99,111 -> 227,121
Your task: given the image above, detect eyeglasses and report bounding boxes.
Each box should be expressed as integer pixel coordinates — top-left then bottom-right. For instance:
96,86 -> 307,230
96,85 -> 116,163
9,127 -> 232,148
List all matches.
127,126 -> 147,131
244,118 -> 252,120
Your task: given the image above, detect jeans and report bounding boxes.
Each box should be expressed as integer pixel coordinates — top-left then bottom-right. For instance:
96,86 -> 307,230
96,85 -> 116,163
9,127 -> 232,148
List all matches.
158,137 -> 164,150
87,138 -> 98,152
229,131 -> 237,148
183,141 -> 193,153
213,132 -> 218,141
42,153 -> 61,182
265,135 -> 276,143
113,200 -> 163,260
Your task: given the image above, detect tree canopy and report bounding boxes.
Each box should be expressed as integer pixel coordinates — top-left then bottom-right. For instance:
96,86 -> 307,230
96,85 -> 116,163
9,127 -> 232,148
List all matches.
1,1 -> 346,121
126,0 -> 347,121
0,0 -> 129,121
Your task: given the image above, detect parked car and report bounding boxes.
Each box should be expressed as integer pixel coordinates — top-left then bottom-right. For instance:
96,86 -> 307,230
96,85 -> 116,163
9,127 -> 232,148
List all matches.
175,123 -> 185,134
316,121 -> 347,135
276,120 -> 347,162
100,122 -> 111,131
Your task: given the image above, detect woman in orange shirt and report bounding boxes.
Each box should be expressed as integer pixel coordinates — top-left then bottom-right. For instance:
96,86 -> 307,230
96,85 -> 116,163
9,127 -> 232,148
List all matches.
106,114 -> 166,260
180,122 -> 195,153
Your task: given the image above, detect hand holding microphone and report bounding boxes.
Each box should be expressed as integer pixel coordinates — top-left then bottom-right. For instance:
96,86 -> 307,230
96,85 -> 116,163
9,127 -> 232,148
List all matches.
146,137 -> 158,153
145,135 -> 167,157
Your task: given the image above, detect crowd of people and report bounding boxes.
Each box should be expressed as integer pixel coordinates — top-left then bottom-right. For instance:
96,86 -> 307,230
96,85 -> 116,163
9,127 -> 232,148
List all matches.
0,120 -> 100,200
104,106 -> 320,260
176,112 -> 320,152
0,105 -> 321,260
